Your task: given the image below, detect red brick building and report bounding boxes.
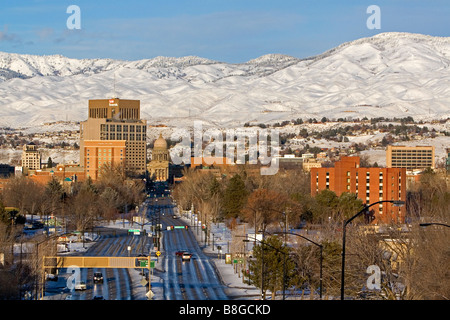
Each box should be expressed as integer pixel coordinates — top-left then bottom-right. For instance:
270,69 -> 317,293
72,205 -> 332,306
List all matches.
310,156 -> 406,224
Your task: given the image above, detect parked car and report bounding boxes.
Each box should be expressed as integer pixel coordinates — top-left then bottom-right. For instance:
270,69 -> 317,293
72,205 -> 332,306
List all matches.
92,295 -> 105,300
93,272 -> 103,283
74,281 -> 86,291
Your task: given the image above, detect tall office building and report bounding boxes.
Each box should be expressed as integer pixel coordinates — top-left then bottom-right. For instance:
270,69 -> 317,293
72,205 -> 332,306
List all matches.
311,156 -> 406,224
22,143 -> 41,171
386,145 -> 435,171
80,98 -> 147,179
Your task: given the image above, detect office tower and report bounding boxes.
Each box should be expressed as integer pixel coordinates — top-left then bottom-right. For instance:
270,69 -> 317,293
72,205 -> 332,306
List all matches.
22,143 -> 41,171
386,145 -> 435,171
80,98 -> 147,179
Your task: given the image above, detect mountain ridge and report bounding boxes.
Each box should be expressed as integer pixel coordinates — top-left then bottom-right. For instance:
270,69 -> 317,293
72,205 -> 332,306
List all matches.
0,32 -> 449,128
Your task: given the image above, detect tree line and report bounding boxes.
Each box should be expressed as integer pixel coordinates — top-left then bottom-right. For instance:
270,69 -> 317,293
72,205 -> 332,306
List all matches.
0,163 -> 146,299
173,166 -> 449,300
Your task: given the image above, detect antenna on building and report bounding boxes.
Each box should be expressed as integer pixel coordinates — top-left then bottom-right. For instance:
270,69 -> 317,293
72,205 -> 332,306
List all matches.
113,72 -> 116,98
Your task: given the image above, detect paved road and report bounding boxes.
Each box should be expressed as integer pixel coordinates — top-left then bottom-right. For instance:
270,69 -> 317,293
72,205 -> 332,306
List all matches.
148,196 -> 229,300
65,229 -> 144,300
57,195 -> 229,300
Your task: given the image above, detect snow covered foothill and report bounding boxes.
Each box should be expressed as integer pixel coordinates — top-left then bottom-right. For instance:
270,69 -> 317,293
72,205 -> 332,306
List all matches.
0,32 -> 448,129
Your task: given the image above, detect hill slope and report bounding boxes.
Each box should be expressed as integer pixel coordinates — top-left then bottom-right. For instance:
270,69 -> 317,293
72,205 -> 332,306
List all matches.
0,32 -> 449,128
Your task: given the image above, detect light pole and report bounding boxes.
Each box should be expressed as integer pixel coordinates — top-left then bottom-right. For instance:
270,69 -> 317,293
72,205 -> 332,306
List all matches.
275,231 -> 323,299
419,222 -> 450,228
340,200 -> 405,300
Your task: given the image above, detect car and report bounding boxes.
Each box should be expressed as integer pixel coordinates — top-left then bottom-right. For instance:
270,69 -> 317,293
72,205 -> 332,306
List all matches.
182,253 -> 193,261
175,250 -> 187,257
74,281 -> 86,291
173,215 -> 179,219
93,272 -> 103,283
46,273 -> 58,281
92,295 -> 105,300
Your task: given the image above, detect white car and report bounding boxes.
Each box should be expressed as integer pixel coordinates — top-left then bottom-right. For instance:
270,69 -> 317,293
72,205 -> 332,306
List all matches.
182,253 -> 193,261
74,281 -> 86,291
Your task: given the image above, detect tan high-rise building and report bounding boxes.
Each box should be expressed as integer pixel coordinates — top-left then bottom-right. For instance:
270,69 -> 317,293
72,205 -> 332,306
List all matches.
88,98 -> 140,120
22,143 -> 41,172
80,98 -> 147,179
386,145 -> 435,171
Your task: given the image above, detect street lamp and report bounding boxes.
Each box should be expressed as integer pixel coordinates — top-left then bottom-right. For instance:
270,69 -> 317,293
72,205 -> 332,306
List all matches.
274,231 -> 323,299
419,222 -> 450,228
340,200 -> 405,300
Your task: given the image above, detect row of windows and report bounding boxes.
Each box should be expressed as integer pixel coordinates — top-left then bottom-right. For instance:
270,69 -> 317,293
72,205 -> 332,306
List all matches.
391,150 -> 432,153
391,157 -> 432,160
101,133 -> 145,141
100,124 -> 146,133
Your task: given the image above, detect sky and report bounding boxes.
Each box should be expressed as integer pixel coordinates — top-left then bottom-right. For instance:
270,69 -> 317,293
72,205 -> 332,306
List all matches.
0,0 -> 449,63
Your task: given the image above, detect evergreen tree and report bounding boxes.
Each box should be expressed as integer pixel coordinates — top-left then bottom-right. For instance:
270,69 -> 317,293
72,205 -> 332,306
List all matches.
221,174 -> 248,219
247,236 -> 296,299
47,157 -> 53,168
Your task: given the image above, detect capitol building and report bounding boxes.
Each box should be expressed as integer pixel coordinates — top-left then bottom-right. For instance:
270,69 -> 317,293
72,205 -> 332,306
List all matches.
147,133 -> 170,181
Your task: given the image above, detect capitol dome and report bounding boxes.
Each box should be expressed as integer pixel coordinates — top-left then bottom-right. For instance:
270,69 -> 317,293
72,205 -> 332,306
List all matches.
154,133 -> 167,149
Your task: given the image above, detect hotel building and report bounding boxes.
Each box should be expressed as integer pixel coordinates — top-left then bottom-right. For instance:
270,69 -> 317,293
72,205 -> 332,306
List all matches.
311,156 -> 406,224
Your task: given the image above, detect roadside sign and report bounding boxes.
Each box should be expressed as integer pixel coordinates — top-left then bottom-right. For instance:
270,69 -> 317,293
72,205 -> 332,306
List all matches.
140,278 -> 148,286
138,259 -> 148,267
156,251 -> 161,257
146,290 -> 154,299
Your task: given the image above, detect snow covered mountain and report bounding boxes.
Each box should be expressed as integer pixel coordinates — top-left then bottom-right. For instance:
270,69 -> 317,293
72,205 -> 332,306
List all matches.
0,32 -> 449,128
